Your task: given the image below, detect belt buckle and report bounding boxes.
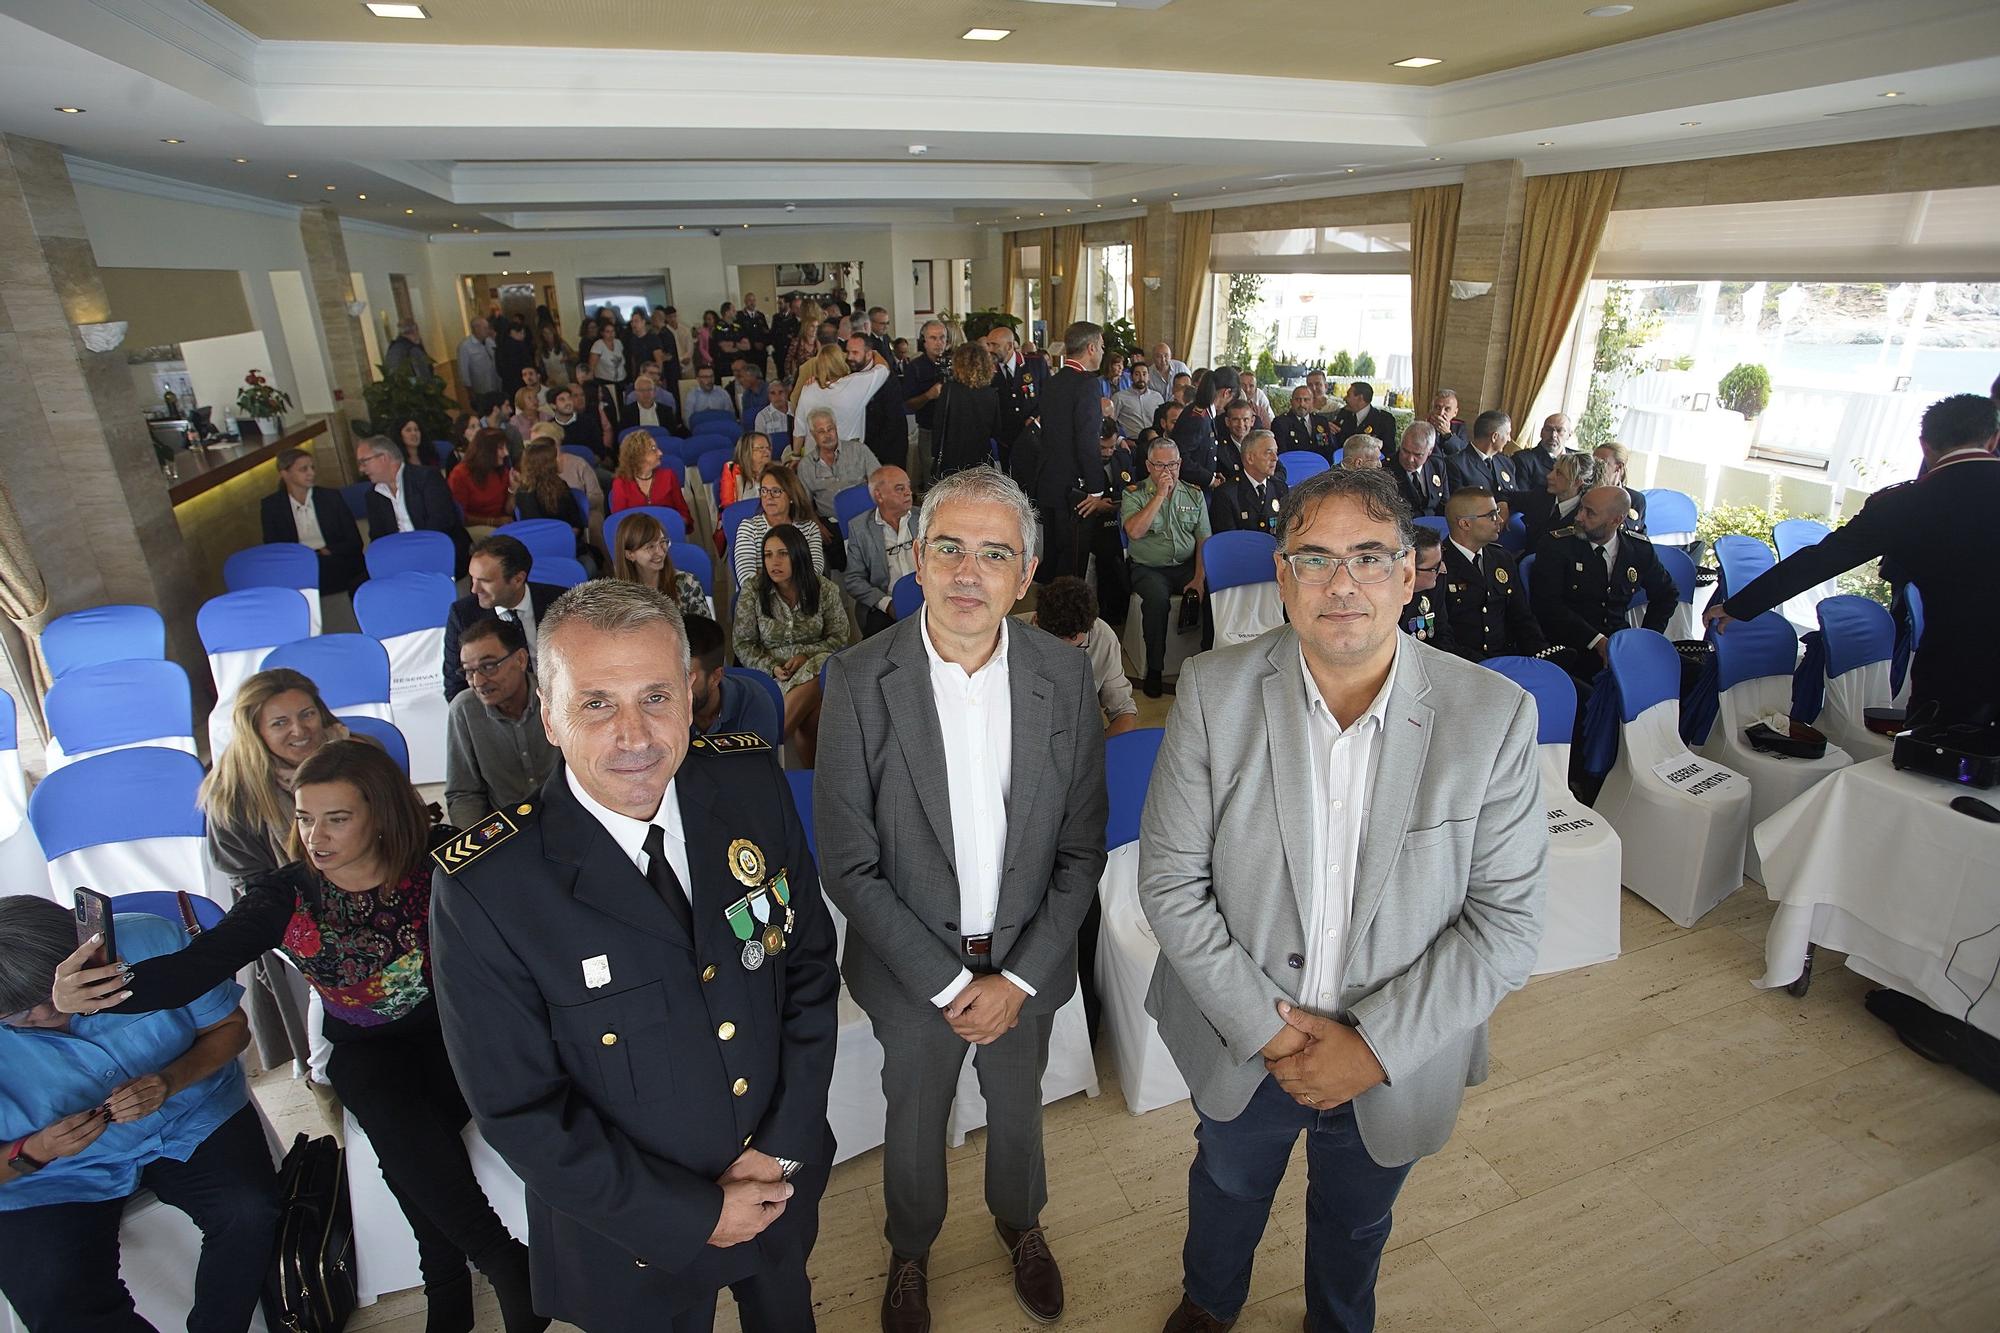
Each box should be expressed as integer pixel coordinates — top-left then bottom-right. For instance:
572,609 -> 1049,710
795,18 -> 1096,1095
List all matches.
962,934 -> 993,957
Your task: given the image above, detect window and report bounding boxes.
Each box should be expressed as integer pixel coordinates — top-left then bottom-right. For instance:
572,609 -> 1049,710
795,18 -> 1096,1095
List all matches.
1292,315 -> 1318,340
1081,242 -> 1132,328
1208,272 -> 1413,388
1209,222 -> 1411,274
579,274 -> 671,323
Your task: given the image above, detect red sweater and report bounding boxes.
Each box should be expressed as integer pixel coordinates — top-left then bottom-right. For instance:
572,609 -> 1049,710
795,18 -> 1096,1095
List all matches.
447,463 -> 512,522
609,469 -> 692,526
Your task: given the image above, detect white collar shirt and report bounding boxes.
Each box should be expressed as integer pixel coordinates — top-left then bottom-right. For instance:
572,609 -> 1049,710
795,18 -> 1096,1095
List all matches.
1593,529 -> 1621,574
1297,637 -> 1400,1020
374,468 -> 415,533
878,510 -> 917,592
565,767 -> 690,901
289,491 -> 325,549
919,609 -> 1035,1006
1450,538 -> 1483,571
492,593 -> 539,649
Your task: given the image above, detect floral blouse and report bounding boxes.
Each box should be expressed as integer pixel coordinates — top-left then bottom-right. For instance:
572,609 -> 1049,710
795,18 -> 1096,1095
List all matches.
281,863 -> 435,1028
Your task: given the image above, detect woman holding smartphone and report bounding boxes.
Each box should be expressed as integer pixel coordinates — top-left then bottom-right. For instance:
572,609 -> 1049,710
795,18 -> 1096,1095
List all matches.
54,740 -> 546,1333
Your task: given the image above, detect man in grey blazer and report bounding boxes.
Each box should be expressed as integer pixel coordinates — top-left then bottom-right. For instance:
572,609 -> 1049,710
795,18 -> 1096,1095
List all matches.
817,465 -> 1108,1332
840,464 -> 917,639
1141,468 -> 1546,1333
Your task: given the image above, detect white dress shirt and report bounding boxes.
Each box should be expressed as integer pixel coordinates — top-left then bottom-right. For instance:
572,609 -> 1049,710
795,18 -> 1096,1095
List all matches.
375,468 -> 415,533
1585,529 -> 1622,649
565,767 -> 690,901
879,511 -> 917,607
289,492 -> 326,550
920,610 -> 1035,1007
1450,538 -> 1482,571
493,593 -> 539,649
1297,638 -> 1400,1019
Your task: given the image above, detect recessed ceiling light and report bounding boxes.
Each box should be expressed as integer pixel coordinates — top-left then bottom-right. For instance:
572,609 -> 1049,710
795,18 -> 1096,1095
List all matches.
1038,212 -> 1045,217
1536,140 -> 1556,146
286,172 -> 299,179
961,27 -> 1010,41
1879,90 -> 1903,98
1391,57 -> 1442,68
356,193 -> 367,200
1170,192 -> 1179,198
1680,120 -> 1701,127
1583,4 -> 1634,15
404,208 -> 415,214
1065,207 -> 1073,212
364,3 -> 430,17
908,144 -> 928,156
1346,168 -> 1356,173
470,228 -> 478,233
54,107 -> 84,114
160,137 -> 183,144
1095,203 -> 1103,208
742,223 -> 750,229
325,184 -> 336,190
1429,156 -> 1443,161
232,157 -> 248,164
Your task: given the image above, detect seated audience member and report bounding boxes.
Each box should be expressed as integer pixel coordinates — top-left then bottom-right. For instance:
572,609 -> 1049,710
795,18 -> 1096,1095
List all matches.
357,433 -> 471,576
443,535 -> 563,700
840,464 -> 917,638
261,446 -> 365,594
1122,436 -> 1211,697
1520,449 -> 1595,549
1388,420 -> 1450,518
1024,575 -> 1139,736
684,365 -> 734,418
1511,413 -> 1571,491
1330,379 -> 1397,449
447,429 -> 514,536
444,615 -> 558,828
1447,410 -> 1525,499
1272,384 -> 1333,461
796,405 -> 882,546
1212,399 -> 1258,488
1236,370 -> 1275,429
615,374 -> 686,437
518,363 -> 553,413
1439,487 -> 1545,661
1399,525 -> 1456,650
1150,340 -> 1192,382
731,462 -> 825,588
1430,387 -> 1469,453
1341,436 -> 1385,470
513,438 -> 593,563
549,382 -> 611,472
442,411 -> 481,470
754,378 -> 792,441
1170,370 -> 1193,405
1590,442 -> 1649,532
607,428 -> 694,530
683,613 -> 782,741
609,509 -> 708,619
1530,484 -> 1678,677
932,340 -> 1002,479
526,422 -> 604,523
1101,350 -> 1131,398
731,362 -> 769,422
719,430 -> 771,511
392,415 -> 437,468
1210,429 -> 1288,535
732,522 -> 850,766
1112,362 -> 1165,440
1,896 -> 275,1333
56,742 -> 546,1333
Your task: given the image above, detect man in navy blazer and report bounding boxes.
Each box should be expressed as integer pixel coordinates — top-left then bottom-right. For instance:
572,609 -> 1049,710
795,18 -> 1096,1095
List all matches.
442,535 -> 568,701
357,434 -> 471,576
259,448 -> 365,593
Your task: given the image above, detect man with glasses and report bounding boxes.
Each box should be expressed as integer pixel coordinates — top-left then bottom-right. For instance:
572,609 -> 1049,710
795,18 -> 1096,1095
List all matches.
1140,467 -> 1545,1333
816,466 -> 1108,1333
1400,526 -> 1457,650
444,614 -> 558,827
443,535 -> 566,700
1122,437 -> 1212,698
1440,488 -> 1547,662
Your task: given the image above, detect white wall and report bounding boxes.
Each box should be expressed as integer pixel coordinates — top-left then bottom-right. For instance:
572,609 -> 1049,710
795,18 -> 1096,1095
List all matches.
179,330 -> 275,422
425,232 -> 728,346
341,221 -> 444,369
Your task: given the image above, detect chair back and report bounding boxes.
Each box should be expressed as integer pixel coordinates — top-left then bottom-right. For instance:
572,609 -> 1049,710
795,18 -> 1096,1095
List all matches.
1203,531 -> 1278,593
561,445 -> 598,470
1656,547 -> 1697,607
1713,612 -> 1798,693
785,769 -> 815,858
338,714 -> 411,775
531,554 -> 591,588
111,890 -> 226,931
1642,488 -> 1699,540
339,481 -> 372,521
45,660 -> 195,767
495,519 -> 575,563
1518,553 -> 1536,596
263,634 -> 392,711
696,448 -> 733,489
1772,518 -> 1831,560
1607,628 -> 1681,722
1413,515 -> 1450,541
197,587 -> 311,657
570,486 -> 590,520
1713,534 -> 1775,600
766,431 -> 792,457
365,530 -> 455,580
1104,727 -> 1166,849
690,409 -> 736,433
605,505 -> 689,550
42,604 -> 167,678
1498,512 -> 1529,553
671,542 -> 714,595
28,748 -> 208,900
353,571 -> 457,640
833,484 -> 875,537
720,499 -> 760,559
1278,451 -> 1328,481
1482,656 -> 1576,745
1817,594 -> 1893,677
722,668 -> 785,749
224,543 -> 318,594
891,573 -> 923,620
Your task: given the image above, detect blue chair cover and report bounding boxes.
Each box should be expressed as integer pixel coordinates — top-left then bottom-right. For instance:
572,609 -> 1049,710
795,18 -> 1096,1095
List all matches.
720,499 -> 760,557
670,542 -> 714,595
496,519 -> 575,563
1578,669 -> 1623,776
690,410 -> 736,433
1278,451 -> 1328,481
197,587 -> 311,655
1817,595 -> 1892,678
785,769 -> 816,859
339,482 -> 372,521
1642,488 -> 1699,536
262,634 -> 391,710
642,426 -> 680,452
1890,582 -> 1922,696
738,388 -> 769,430
1413,515 -> 1449,541
561,445 -> 599,470
605,505 -> 689,550
696,448 -> 733,488
1518,553 -> 1536,597
224,543 -> 317,594
1771,518 -> 1830,560
112,890 -> 226,931
1331,448 -> 1344,467
353,572 -> 456,640
1104,727 -> 1165,849
1203,531 -> 1279,593
767,432 -> 792,457
42,605 -> 167,678
531,555 -> 590,588
0,684 -> 14,751
833,485 -> 874,537
29,747 -> 206,860
1480,656 -> 1574,745
891,573 -> 923,620
1498,513 -> 1528,554
46,660 -> 193,757
1609,628 -> 1680,722
430,440 -> 454,468
1656,547 -> 1697,608
364,530 -> 455,580
1713,534 -> 1775,601
1792,631 -> 1828,725
338,714 -> 410,775
1714,612 -> 1798,694
571,487 -> 590,520
1680,652 -> 1722,748
723,668 -> 785,750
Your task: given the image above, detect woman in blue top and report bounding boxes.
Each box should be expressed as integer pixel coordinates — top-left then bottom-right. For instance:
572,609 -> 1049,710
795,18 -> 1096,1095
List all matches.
0,895 -> 275,1333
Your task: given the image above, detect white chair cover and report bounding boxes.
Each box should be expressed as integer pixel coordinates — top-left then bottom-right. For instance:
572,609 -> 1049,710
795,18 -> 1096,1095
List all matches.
1531,743 -> 1622,975
0,748 -> 50,903
1695,672 -> 1853,882
1094,841 -> 1190,1114
1208,582 -> 1285,648
204,646 -> 274,757
299,587 -> 323,638
1819,660 -> 1895,762
343,1112 -> 531,1307
1121,592 -> 1198,684
1593,701 -> 1753,927
378,627 -> 448,785
46,838 -> 229,913
44,734 -> 199,772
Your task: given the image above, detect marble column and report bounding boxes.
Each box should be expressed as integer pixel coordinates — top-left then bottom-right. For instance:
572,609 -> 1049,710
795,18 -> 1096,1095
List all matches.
297,204 -> 371,476
1436,160 -> 1527,419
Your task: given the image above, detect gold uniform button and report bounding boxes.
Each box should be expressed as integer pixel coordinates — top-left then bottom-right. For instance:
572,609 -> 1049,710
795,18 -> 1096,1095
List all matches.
732,1077 -> 749,1097
717,1021 -> 737,1041
601,1032 -> 619,1047
634,1260 -> 648,1269
701,965 -> 717,983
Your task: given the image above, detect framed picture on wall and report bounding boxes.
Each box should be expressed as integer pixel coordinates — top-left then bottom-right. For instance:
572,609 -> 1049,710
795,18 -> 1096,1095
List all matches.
912,260 -> 935,315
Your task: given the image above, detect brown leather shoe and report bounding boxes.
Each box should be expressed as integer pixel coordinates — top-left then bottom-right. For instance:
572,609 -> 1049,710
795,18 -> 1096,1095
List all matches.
880,1253 -> 929,1333
1160,1294 -> 1236,1332
996,1221 -> 1064,1323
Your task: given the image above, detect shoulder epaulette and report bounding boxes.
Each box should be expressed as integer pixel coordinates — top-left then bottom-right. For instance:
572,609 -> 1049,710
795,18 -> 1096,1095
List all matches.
1550,525 -> 1579,538
432,805 -> 529,875
691,731 -> 772,754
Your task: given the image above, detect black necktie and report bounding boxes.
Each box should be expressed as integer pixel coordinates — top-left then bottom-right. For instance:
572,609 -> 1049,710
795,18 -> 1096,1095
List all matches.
641,823 -> 694,937
1591,543 -> 1608,578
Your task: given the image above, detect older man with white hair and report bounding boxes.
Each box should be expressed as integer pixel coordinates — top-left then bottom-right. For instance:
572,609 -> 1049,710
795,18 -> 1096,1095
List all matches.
1388,420 -> 1449,517
840,464 -> 917,638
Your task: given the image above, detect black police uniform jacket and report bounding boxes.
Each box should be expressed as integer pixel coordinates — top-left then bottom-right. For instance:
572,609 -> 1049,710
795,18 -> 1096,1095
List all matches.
1387,458 -> 1450,518
1440,540 -> 1546,662
1330,405 -> 1398,450
1445,445 -> 1523,500
992,355 -> 1045,452
1272,410 -> 1332,462
429,742 -> 838,1331
1400,588 -> 1456,652
1529,526 -> 1678,654
1209,472 -> 1288,535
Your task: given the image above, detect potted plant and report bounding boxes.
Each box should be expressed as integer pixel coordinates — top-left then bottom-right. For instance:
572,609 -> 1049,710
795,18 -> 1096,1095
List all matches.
1717,363 -> 1772,419
960,307 -> 1024,343
236,369 -> 295,438
362,366 -> 458,448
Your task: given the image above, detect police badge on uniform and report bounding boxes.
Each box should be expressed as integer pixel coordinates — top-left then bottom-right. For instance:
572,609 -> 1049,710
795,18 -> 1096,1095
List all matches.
723,840 -> 795,971
1495,567 -> 1509,585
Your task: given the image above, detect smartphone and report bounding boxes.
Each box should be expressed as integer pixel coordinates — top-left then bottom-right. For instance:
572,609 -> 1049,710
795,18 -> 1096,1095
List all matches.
73,888 -> 117,969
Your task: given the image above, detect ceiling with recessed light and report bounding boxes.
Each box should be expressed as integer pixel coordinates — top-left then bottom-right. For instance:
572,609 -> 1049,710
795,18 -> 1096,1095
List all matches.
0,0 -> 1994,239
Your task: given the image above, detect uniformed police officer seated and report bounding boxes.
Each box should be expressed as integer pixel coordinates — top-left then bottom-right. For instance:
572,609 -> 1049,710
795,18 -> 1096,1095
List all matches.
1340,437 -> 1385,470
1529,484 -> 1679,678
1388,420 -> 1450,518
1439,487 -> 1547,663
1398,525 -> 1455,651
1273,384 -> 1334,461
1209,429 -> 1288,536
1447,409 -> 1528,505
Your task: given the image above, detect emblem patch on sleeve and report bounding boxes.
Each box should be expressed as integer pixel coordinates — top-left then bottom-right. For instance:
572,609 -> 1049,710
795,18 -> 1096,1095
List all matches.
693,731 -> 772,754
432,810 -> 518,873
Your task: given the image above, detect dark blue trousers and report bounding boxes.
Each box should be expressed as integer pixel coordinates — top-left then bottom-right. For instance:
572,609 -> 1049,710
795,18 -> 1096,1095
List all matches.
1183,1076 -> 1414,1333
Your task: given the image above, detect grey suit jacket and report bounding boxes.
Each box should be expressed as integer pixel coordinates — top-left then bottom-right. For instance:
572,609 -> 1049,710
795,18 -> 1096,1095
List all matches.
815,613 -> 1109,1018
839,508 -> 897,613
1139,627 -> 1546,1166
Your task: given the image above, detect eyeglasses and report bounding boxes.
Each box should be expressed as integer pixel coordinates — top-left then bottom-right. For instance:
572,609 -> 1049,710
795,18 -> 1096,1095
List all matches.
1415,561 -> 1443,576
1280,546 -> 1410,586
922,538 -> 1020,571
757,485 -> 787,499
463,649 -> 521,680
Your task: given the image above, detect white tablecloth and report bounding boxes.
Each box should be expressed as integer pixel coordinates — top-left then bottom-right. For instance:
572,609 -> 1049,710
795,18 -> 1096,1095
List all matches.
1754,756 -> 2000,1036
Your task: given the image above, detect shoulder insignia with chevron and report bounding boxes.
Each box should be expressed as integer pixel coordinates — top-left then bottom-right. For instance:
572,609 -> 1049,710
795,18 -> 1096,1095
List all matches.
691,731 -> 772,754
432,809 -> 520,874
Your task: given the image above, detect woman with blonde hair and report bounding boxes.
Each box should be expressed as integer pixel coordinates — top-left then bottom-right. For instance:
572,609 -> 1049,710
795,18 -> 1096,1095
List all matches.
608,428 -> 693,528
719,429 -> 772,510
731,461 -> 824,587
933,339 -> 1001,478
786,299 -> 825,379
794,341 -> 889,447
610,509 -> 708,618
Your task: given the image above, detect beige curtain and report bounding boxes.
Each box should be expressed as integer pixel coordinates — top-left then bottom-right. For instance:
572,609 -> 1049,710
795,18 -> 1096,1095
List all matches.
1498,168 -> 1622,427
1172,209 -> 1213,359
0,474 -> 53,714
1050,225 -> 1085,331
1408,184 -> 1462,412
1001,238 -> 1020,326
1128,220 -> 1148,349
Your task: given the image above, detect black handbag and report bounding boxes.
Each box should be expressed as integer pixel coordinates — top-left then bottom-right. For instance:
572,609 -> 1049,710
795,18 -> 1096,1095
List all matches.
265,1132 -> 357,1333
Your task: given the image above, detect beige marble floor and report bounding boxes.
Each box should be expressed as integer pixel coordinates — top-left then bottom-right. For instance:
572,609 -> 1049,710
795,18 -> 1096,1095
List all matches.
256,877 -> 2000,1333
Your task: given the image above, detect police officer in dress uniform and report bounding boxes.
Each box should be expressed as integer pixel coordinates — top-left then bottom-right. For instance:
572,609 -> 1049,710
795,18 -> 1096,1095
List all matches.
1328,379 -> 1399,451
1400,526 -> 1457,651
1446,410 -> 1525,501
430,581 -> 838,1333
1387,420 -> 1451,518
1530,485 -> 1678,680
1272,386 -> 1333,463
1209,429 -> 1288,535
1211,399 -> 1258,489
1439,488 -> 1547,662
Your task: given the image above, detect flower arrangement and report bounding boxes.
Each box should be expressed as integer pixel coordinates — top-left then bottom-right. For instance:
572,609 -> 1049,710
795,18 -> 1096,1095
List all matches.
235,369 -> 295,420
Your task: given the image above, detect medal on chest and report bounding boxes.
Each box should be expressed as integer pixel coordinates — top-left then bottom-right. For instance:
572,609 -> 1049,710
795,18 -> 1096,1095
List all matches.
725,839 -> 795,971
